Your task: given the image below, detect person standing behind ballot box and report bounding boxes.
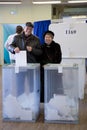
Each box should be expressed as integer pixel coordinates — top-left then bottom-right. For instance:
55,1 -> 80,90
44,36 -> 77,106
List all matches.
8,22 -> 42,97
40,30 -> 62,102
8,22 -> 42,63
41,30 -> 62,65
4,25 -> 23,63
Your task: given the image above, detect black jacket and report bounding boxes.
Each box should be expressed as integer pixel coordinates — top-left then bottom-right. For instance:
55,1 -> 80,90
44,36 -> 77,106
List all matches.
8,32 -> 42,63
41,41 -> 62,65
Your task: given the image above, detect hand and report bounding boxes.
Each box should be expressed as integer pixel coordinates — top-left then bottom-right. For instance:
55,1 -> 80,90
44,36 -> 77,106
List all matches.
14,47 -> 20,53
26,46 -> 32,52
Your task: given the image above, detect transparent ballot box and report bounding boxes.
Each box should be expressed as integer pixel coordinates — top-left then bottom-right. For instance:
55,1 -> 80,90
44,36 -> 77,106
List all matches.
2,64 -> 40,122
44,64 -> 79,124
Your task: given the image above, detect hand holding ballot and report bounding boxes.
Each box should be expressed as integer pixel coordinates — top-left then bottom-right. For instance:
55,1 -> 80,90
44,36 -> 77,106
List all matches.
14,47 -> 20,53
26,46 -> 32,52
15,51 -> 27,67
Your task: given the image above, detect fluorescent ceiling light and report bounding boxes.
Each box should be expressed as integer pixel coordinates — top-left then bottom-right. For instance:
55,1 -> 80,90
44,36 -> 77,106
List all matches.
71,15 -> 87,18
68,0 -> 87,3
32,1 -> 61,4
0,2 -> 21,4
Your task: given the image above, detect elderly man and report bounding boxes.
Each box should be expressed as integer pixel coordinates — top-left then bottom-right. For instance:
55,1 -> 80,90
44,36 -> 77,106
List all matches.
8,22 -> 42,97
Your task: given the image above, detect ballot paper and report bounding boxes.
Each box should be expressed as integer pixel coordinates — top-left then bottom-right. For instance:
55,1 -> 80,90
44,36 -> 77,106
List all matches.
58,66 -> 63,73
15,51 -> 27,67
3,94 -> 22,118
3,94 -> 33,120
17,93 -> 35,109
45,94 -> 78,121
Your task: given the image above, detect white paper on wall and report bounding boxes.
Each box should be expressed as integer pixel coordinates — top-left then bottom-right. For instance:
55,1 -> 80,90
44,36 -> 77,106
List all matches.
15,51 -> 27,67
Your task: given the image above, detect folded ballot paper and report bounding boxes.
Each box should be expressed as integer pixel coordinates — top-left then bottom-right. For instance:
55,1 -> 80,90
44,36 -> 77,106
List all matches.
45,94 -> 78,121
15,51 -> 27,73
3,94 -> 33,120
15,51 -> 27,67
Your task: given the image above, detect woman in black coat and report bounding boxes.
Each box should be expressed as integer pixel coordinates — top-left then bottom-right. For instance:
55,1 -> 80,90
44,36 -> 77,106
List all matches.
41,30 -> 62,65
40,30 -> 62,102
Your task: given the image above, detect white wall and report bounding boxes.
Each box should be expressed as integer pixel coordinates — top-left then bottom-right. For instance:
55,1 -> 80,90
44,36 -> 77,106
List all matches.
32,5 -> 51,22
0,4 -> 51,23
0,3 -> 51,65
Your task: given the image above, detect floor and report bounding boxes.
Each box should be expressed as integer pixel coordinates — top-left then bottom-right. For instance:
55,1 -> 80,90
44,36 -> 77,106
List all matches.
0,66 -> 87,130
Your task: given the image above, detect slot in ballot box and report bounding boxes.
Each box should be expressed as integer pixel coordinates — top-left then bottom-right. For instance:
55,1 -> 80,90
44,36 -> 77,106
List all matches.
44,64 -> 79,124
2,64 -> 40,122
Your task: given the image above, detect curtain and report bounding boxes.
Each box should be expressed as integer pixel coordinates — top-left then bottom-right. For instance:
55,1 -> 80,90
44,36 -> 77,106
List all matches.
3,24 -> 24,64
34,20 -> 51,44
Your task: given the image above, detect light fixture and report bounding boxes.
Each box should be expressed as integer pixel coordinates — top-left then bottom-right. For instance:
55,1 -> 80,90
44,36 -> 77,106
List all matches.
32,0 -> 61,4
68,0 -> 87,3
10,10 -> 17,15
71,15 -> 87,18
0,1 -> 21,4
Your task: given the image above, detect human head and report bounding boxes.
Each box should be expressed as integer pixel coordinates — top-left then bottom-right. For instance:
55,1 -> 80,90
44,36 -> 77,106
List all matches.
24,22 -> 34,36
16,25 -> 23,34
43,30 -> 54,45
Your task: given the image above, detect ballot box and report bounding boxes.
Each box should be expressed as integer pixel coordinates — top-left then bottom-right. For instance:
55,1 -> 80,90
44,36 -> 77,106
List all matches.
2,64 -> 40,122
44,64 -> 79,124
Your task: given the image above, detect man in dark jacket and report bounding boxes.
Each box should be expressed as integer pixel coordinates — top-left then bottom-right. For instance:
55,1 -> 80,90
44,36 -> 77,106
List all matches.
8,22 -> 42,97
41,30 -> 62,102
8,22 -> 42,63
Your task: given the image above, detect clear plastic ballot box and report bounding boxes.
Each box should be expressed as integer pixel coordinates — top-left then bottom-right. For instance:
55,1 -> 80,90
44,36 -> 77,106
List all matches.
44,64 -> 79,124
2,64 -> 40,122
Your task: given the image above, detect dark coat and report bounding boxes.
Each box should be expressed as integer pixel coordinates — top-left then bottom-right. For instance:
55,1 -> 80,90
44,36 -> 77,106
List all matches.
8,32 -> 42,63
41,41 -> 62,65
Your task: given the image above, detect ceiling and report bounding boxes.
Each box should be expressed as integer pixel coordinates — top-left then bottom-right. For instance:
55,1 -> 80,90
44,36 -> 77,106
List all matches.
0,0 -> 22,1
0,0 -> 87,5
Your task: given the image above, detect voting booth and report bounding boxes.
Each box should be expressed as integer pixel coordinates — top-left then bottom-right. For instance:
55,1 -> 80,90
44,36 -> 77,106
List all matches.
44,64 -> 79,123
2,64 -> 40,122
49,20 -> 87,99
